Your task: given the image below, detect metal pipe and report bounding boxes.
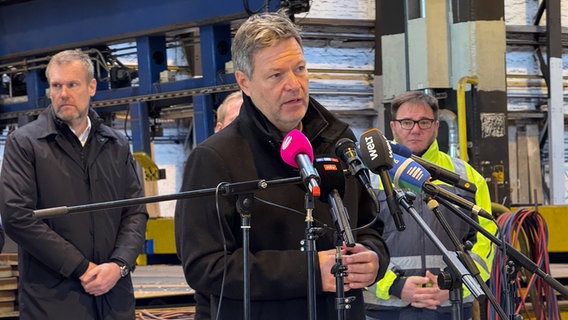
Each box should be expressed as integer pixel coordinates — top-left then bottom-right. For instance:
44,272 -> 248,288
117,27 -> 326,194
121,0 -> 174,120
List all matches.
457,76 -> 478,162
439,109 -> 458,158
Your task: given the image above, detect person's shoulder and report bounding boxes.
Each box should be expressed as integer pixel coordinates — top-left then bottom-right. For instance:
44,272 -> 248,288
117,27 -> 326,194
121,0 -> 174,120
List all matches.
7,116 -> 47,141
448,153 -> 485,182
464,160 -> 485,179
200,125 -> 241,149
95,123 -> 128,143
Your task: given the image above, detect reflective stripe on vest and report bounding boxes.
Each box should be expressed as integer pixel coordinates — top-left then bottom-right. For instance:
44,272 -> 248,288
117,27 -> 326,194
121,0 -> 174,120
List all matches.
452,157 -> 467,180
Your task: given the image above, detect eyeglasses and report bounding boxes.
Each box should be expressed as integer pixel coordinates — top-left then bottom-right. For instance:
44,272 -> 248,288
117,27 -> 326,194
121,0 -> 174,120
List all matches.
394,118 -> 435,130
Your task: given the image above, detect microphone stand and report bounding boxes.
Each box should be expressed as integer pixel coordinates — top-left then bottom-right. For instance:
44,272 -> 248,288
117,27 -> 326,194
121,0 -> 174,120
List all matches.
327,191 -> 356,320
425,197 -> 508,320
331,231 -> 355,320
503,260 -> 523,320
236,192 -> 253,320
430,195 -> 568,318
34,176 -> 303,320
34,177 -> 302,218
393,189 -> 485,320
301,191 -> 325,320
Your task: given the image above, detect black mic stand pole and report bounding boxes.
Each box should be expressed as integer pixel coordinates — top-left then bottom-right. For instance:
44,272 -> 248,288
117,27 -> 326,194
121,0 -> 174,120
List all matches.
503,260 -> 523,320
393,190 -> 485,320
425,197 -> 508,320
33,176 -> 304,320
328,190 -> 356,320
236,193 -> 253,320
302,191 -> 324,320
34,177 -> 303,218
331,231 -> 352,320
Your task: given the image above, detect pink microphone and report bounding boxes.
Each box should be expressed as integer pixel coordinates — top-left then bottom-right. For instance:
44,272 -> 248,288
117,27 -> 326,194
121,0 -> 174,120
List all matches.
280,129 -> 320,196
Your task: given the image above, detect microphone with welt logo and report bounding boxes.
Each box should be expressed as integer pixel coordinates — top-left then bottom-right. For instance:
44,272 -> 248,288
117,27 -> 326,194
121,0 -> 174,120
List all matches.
359,128 -> 406,231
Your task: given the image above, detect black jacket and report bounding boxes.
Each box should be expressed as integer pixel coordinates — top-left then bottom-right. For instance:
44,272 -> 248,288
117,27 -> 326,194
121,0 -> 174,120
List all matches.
175,94 -> 389,320
0,107 -> 148,320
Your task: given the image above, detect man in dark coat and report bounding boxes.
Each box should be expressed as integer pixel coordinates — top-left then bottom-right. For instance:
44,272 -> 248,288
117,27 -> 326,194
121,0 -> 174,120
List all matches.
0,49 -> 148,319
175,11 -> 389,320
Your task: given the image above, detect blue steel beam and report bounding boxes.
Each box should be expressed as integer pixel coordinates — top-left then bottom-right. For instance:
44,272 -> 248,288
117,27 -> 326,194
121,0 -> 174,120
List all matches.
193,23 -> 232,143
0,0 -> 278,61
128,36 -> 167,154
0,1 -> 279,144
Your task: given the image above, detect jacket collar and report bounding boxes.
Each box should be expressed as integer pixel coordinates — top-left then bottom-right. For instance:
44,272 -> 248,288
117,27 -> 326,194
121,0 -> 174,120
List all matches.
36,106 -> 116,141
238,93 -> 349,153
421,140 -> 441,163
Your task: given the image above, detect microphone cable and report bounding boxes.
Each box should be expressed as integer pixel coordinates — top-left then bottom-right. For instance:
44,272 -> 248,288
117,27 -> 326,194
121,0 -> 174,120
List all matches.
214,182 -> 229,320
212,185 -> 331,320
489,208 -> 559,320
243,0 -> 271,16
211,183 -> 381,320
254,194 -> 380,233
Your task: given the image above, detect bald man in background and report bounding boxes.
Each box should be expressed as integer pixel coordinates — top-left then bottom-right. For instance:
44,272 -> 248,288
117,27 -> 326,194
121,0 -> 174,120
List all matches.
214,91 -> 243,133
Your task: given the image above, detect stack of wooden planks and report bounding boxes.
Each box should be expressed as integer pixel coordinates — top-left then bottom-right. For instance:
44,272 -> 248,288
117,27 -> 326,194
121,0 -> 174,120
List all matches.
0,253 -> 18,318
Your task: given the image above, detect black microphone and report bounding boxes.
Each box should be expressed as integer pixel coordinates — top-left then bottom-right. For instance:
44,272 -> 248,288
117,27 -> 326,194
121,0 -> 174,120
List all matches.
280,129 -> 321,197
334,138 -> 378,205
359,128 -> 406,231
313,156 -> 356,247
388,142 -> 477,194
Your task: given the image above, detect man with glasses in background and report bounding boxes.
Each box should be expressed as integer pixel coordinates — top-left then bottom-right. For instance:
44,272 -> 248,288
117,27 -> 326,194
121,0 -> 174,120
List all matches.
364,91 -> 497,320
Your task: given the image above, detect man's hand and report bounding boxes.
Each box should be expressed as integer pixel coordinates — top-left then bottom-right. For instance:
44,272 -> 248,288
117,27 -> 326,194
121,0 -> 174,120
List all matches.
342,243 -> 379,289
400,271 -> 449,309
80,262 -> 122,296
318,243 -> 379,292
318,248 -> 341,292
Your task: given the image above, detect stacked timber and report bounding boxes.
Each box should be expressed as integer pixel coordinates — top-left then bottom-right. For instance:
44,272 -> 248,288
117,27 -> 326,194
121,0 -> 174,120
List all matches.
0,253 -> 18,317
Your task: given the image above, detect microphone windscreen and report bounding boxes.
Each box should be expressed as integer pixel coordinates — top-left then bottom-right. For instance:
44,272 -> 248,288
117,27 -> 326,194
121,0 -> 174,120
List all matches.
280,129 -> 314,168
388,153 -> 431,193
359,128 -> 394,173
389,141 -> 413,158
335,138 -> 357,159
313,156 -> 345,201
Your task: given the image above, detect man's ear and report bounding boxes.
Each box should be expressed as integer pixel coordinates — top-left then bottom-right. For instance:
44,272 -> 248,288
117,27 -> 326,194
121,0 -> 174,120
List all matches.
214,122 -> 222,133
89,78 -> 97,97
235,71 -> 251,97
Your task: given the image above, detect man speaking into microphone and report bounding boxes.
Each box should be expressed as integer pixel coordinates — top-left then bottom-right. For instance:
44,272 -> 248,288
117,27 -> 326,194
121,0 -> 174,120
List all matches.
174,10 -> 389,320
364,91 -> 497,320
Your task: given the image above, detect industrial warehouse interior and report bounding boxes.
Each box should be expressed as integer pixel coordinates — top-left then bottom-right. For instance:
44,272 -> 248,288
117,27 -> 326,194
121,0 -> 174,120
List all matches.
0,0 -> 567,319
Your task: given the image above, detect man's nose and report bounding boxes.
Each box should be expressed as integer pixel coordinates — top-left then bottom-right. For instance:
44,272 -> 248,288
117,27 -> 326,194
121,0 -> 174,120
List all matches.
284,72 -> 301,90
60,86 -> 70,97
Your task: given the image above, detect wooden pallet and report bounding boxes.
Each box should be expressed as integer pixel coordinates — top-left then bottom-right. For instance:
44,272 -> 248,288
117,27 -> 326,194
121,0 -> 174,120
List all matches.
0,253 -> 18,317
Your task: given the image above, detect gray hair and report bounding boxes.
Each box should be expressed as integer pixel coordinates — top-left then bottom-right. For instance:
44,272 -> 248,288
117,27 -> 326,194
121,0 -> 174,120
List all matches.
390,91 -> 440,120
46,49 -> 94,82
231,10 -> 302,79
